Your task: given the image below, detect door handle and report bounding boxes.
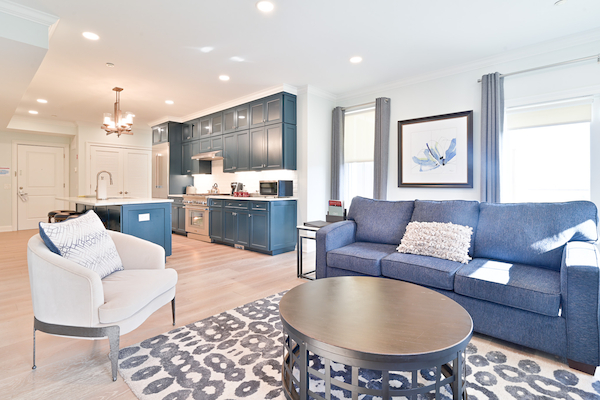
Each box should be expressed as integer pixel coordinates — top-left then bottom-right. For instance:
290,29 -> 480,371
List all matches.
18,189 -> 29,202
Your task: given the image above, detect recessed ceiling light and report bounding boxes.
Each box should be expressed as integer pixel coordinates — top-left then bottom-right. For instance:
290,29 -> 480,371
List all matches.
82,32 -> 99,40
106,62 -> 115,68
165,100 -> 174,105
37,99 -> 47,103
554,0 -> 567,5
200,47 -> 214,53
350,56 -> 363,64
230,56 -> 245,62
256,1 -> 274,12
219,75 -> 230,81
29,110 -> 38,114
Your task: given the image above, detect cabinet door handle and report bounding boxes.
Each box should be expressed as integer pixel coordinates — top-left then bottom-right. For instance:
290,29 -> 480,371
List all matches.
119,191 -> 123,194
249,214 -> 252,217
208,147 -> 211,150
232,212 -> 237,216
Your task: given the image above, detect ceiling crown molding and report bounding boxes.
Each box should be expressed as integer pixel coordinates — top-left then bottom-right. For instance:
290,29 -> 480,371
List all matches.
0,0 -> 58,27
336,27 -> 600,103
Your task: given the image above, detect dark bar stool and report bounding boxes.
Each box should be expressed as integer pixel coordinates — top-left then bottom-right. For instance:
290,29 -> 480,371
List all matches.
47,210 -> 79,223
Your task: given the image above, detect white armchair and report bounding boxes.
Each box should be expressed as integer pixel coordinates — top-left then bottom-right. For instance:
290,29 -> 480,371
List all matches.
27,230 -> 178,381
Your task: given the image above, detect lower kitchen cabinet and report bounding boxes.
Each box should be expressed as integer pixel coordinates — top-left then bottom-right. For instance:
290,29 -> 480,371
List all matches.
171,198 -> 186,235
209,204 -> 224,241
208,198 -> 296,255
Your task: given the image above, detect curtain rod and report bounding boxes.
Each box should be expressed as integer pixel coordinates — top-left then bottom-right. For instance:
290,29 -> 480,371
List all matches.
341,101 -> 375,111
477,53 -> 600,83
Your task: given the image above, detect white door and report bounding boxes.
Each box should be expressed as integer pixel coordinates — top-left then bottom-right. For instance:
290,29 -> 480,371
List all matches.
17,145 -> 66,230
89,146 -> 123,197
124,149 -> 151,198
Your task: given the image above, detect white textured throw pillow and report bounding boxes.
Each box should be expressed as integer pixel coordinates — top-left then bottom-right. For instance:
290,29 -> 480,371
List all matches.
397,221 -> 473,264
39,210 -> 124,278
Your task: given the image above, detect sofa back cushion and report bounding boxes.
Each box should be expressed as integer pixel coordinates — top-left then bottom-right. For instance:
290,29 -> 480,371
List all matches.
411,200 -> 480,255
347,197 -> 414,245
474,201 -> 598,271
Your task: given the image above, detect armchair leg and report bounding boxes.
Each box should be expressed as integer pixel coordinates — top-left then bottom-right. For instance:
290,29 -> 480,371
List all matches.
32,326 -> 37,370
32,317 -> 120,381
171,297 -> 176,326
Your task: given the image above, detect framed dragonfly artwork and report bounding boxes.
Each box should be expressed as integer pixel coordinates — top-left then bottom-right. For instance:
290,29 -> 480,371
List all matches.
398,110 -> 473,188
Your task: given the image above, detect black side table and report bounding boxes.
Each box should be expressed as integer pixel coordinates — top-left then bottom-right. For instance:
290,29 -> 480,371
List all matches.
296,221 -> 331,280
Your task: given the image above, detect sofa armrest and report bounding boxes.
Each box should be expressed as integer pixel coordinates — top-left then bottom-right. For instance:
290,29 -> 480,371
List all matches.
316,220 -> 357,279
27,234 -> 104,327
561,241 -> 600,365
108,231 -> 165,270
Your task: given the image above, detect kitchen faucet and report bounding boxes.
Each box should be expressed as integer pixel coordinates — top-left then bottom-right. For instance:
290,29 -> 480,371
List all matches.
96,170 -> 113,200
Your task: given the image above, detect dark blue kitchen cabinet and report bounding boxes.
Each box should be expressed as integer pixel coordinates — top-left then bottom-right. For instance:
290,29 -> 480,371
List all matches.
208,198 -> 296,255
224,104 -> 250,133
171,198 -> 186,235
249,123 -> 296,171
249,211 -> 268,250
223,131 -> 249,172
182,119 -> 200,142
249,93 -> 296,129
152,123 -> 169,144
199,112 -> 223,138
182,141 -> 211,175
200,135 -> 223,152
209,201 -> 223,241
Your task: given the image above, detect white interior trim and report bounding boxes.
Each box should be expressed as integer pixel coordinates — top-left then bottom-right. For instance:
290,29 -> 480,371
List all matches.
11,140 -> 70,231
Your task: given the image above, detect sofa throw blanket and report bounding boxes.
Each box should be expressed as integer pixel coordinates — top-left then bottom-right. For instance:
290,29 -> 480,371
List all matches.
397,221 -> 473,264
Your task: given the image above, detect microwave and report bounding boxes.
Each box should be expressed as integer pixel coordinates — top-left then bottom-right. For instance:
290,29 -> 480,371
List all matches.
259,180 -> 293,197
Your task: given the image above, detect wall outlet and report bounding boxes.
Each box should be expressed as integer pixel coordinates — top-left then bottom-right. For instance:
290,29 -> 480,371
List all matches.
3,184 -> 10,190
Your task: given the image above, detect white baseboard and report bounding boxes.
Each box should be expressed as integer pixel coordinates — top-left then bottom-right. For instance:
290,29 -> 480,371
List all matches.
0,225 -> 13,232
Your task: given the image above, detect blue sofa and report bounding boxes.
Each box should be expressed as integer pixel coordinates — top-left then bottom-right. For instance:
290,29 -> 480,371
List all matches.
316,197 -> 600,373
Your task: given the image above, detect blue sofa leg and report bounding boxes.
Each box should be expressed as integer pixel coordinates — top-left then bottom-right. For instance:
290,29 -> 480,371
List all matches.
568,359 -> 597,375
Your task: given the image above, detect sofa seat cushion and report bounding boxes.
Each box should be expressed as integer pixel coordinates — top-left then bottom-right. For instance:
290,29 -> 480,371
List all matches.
381,253 -> 464,290
454,258 -> 561,317
327,242 -> 397,276
99,268 -> 178,324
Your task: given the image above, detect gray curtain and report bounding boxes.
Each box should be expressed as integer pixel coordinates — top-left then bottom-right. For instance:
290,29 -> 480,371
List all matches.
480,72 -> 504,203
374,98 -> 391,200
331,107 -> 344,200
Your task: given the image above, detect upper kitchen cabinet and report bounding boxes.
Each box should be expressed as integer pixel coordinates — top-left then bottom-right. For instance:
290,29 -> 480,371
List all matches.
250,123 -> 296,171
223,104 -> 250,134
182,119 -> 200,142
199,112 -> 223,138
152,123 -> 169,145
249,93 -> 296,129
223,130 -> 250,173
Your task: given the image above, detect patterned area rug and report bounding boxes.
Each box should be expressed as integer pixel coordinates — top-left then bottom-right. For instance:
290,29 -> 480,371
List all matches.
118,292 -> 600,400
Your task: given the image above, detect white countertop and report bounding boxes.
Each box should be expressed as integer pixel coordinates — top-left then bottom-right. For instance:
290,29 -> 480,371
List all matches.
58,196 -> 173,206
207,195 -> 297,201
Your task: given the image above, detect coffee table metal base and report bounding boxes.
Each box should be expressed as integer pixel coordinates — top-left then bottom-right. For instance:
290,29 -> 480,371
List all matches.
282,328 -> 467,400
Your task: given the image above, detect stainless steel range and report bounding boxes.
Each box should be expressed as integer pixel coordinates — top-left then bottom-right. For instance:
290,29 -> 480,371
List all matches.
183,194 -> 210,242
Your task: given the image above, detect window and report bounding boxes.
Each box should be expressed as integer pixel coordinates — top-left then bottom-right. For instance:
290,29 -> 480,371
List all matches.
343,106 -> 375,202
502,98 -> 592,203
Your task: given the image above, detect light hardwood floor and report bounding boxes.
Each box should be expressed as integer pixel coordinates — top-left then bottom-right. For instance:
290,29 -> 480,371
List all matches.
0,230 -> 306,399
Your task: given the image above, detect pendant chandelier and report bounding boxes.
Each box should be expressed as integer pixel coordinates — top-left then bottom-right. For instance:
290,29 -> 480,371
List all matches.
102,87 -> 134,137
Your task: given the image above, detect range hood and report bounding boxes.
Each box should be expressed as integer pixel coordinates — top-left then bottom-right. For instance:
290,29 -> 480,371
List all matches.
191,150 -> 223,160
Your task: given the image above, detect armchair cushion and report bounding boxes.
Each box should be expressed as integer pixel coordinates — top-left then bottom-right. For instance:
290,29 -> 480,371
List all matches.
39,210 -> 123,279
99,268 -> 178,324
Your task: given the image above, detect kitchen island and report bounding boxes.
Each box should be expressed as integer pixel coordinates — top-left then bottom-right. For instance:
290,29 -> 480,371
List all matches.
58,197 -> 173,256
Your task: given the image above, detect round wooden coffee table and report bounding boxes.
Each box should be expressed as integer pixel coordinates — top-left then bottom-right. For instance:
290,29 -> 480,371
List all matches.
279,276 -> 473,400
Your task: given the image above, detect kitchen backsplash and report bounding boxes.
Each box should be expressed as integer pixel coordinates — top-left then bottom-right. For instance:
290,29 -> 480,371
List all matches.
192,159 -> 298,195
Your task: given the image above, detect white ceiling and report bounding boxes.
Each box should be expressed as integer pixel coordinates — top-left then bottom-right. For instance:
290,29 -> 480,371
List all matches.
3,0 -> 600,131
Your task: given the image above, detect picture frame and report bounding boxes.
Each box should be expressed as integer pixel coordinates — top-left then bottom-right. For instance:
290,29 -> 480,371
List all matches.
398,110 -> 473,188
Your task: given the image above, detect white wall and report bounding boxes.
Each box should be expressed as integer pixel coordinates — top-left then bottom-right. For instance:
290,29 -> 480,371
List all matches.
336,38 -> 600,207
76,122 -> 151,196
